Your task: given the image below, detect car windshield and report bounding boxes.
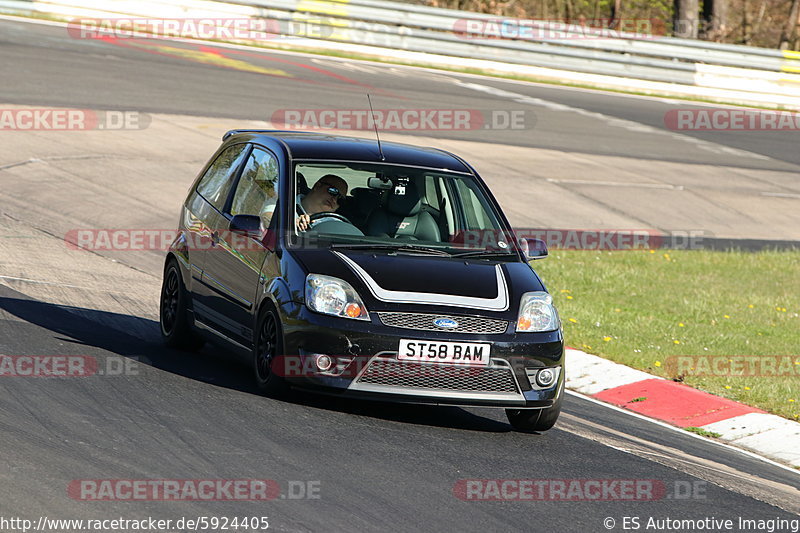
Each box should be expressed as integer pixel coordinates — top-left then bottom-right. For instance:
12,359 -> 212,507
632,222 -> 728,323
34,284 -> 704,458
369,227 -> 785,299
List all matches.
292,161 -> 520,256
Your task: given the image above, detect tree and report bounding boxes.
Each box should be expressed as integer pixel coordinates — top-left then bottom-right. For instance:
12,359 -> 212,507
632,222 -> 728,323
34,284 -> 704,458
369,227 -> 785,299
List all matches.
702,0 -> 728,41
674,0 -> 699,38
610,0 -> 622,29
780,0 -> 800,49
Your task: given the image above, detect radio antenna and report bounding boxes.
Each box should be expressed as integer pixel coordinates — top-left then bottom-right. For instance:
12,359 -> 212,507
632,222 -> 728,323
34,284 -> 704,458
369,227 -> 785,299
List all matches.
367,94 -> 385,161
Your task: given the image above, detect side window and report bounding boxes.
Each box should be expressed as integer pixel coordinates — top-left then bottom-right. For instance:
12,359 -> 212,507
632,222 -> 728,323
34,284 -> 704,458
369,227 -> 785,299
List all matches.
454,180 -> 497,231
196,144 -> 248,211
424,175 -> 441,209
230,148 -> 280,226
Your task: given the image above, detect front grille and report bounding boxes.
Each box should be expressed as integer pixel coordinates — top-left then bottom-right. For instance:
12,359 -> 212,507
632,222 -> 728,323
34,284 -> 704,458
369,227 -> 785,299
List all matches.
356,359 -> 519,393
377,312 -> 508,335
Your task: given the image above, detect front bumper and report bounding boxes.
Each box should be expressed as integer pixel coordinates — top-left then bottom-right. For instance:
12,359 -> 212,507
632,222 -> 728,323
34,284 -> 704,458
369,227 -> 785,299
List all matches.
278,303 -> 564,408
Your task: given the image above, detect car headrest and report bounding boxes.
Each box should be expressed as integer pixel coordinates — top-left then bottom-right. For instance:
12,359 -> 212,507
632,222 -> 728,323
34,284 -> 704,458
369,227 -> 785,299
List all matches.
351,188 -> 381,215
386,182 -> 421,217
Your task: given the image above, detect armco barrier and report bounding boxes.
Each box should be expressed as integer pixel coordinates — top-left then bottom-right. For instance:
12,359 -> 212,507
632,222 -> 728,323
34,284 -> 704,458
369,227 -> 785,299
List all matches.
2,0 -> 800,107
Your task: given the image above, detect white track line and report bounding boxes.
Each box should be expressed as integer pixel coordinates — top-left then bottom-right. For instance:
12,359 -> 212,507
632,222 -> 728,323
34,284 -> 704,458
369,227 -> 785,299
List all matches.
565,390 -> 800,476
761,192 -> 800,199
456,80 -> 772,161
547,178 -> 684,190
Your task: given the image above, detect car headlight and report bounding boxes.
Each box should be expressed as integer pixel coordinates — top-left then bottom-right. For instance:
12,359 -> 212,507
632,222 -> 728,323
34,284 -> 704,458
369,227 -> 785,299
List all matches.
305,274 -> 369,320
516,291 -> 559,332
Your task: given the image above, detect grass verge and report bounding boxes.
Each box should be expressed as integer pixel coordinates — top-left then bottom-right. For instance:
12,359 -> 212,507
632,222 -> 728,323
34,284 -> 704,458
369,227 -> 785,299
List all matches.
685,427 -> 722,438
533,249 -> 800,421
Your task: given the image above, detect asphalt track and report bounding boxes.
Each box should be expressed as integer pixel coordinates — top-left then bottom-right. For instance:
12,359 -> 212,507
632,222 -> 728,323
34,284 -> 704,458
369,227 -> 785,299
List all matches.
0,17 -> 798,532
5,18 -> 800,243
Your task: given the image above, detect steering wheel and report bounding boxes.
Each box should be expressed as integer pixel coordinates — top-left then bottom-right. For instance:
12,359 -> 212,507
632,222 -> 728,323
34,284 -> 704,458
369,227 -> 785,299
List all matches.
310,212 -> 352,224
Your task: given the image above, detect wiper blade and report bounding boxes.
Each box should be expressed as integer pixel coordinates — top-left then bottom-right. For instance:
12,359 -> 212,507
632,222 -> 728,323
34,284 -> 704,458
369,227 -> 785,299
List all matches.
451,249 -> 518,258
330,243 -> 451,256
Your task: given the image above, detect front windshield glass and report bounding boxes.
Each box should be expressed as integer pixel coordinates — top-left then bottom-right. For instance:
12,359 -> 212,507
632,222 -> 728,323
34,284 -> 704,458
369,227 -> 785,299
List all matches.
291,161 -> 519,255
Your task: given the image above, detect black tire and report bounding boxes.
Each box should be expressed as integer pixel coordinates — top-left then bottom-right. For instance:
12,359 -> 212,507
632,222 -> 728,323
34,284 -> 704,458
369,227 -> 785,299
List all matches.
253,305 -> 289,397
506,382 -> 563,432
159,259 -> 204,351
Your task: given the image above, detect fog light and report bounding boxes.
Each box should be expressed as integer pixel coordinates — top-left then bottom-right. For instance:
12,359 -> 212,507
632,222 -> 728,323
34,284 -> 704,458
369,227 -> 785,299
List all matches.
536,368 -> 556,387
315,354 -> 333,372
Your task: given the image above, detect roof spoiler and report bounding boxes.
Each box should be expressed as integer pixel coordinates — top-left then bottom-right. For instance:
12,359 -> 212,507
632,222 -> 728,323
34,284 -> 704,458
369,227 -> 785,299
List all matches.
223,129 -> 271,141
223,129 -> 299,141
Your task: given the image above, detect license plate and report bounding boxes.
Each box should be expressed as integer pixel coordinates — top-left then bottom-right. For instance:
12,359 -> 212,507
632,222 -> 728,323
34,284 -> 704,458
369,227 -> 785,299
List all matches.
397,339 -> 490,366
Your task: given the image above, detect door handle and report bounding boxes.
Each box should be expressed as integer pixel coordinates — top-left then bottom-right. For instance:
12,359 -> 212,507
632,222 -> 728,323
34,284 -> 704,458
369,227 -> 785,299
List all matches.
211,231 -> 220,246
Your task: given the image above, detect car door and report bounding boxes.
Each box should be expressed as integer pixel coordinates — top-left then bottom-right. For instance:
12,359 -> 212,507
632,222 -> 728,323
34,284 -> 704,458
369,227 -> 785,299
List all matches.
200,146 -> 280,346
186,143 -> 249,306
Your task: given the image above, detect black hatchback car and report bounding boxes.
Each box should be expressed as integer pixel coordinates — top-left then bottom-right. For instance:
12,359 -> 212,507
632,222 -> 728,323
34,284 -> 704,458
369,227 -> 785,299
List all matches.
160,130 -> 564,431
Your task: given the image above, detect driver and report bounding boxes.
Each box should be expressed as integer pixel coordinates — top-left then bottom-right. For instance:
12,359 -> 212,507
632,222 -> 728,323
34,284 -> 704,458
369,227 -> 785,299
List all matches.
296,174 -> 348,231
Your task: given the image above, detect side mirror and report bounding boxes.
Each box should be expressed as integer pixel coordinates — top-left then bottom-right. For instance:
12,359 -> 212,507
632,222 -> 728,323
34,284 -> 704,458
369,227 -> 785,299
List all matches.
520,238 -> 548,260
229,214 -> 262,236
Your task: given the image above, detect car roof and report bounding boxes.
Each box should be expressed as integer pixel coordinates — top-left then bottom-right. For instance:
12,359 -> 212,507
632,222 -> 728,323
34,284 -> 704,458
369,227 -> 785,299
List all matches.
223,130 -> 473,174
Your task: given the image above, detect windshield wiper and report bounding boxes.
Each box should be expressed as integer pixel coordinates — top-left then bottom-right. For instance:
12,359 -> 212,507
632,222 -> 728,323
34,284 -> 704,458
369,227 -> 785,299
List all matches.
451,249 -> 519,259
330,243 -> 452,256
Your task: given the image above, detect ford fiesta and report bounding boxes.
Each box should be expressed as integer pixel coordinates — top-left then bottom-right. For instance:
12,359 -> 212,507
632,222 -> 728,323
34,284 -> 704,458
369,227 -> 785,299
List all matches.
160,130 -> 564,431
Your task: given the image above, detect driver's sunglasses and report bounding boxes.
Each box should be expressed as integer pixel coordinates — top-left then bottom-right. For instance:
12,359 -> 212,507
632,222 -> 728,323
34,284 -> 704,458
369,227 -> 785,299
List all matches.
321,183 -> 345,202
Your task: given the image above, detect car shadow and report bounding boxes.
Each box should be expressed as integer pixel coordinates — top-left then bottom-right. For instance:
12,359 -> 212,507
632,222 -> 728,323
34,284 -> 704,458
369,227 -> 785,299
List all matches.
0,290 -> 258,394
0,287 -> 513,433
282,389 -> 512,433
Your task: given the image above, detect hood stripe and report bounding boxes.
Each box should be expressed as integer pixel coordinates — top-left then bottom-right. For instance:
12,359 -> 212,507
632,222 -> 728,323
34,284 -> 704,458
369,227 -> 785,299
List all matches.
334,252 -> 509,311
